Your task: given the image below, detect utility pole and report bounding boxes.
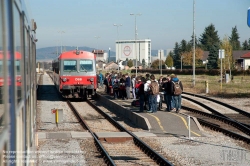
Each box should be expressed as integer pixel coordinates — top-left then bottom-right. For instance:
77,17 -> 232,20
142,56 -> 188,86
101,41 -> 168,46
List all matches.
114,24 -> 122,73
130,13 -> 141,77
192,0 -> 196,86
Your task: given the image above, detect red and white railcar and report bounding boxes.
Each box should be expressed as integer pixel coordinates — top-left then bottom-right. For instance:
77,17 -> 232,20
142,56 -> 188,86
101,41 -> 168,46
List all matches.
52,49 -> 98,98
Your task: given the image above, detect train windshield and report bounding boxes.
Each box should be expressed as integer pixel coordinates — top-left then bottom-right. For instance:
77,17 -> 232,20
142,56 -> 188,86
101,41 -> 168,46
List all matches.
80,60 -> 93,72
63,60 -> 77,72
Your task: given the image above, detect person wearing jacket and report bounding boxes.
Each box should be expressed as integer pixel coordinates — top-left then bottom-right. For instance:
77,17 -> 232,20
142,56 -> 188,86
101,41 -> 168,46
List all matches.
144,79 -> 151,111
135,77 -> 145,112
125,73 -> 131,99
171,75 -> 183,113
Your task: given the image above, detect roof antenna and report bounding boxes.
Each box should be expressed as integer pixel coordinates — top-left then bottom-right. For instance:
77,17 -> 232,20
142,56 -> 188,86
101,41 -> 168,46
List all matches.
76,46 -> 80,55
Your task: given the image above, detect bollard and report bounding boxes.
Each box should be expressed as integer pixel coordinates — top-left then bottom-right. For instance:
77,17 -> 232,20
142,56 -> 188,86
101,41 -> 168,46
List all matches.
188,115 -> 191,139
205,81 -> 209,93
55,109 -> 59,123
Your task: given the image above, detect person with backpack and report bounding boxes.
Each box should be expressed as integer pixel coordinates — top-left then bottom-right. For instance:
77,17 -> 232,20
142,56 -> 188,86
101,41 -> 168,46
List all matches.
171,75 -> 183,113
147,74 -> 159,113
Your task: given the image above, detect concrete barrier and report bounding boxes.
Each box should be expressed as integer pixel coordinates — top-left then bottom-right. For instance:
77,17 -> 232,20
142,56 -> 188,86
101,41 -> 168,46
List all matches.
96,93 -> 151,130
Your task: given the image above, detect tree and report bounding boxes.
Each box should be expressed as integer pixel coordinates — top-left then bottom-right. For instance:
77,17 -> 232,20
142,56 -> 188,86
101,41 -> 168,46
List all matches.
127,59 -> 133,68
229,26 -> 241,50
242,40 -> 249,50
151,60 -> 160,69
180,39 -> 188,53
173,42 -> 181,67
220,36 -> 233,70
199,24 -> 220,51
165,53 -> 174,67
181,48 -> 204,66
142,59 -> 146,68
150,59 -> 164,69
207,44 -> 219,69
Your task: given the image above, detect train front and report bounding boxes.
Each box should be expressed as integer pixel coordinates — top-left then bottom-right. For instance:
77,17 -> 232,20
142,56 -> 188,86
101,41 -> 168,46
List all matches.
58,50 -> 97,98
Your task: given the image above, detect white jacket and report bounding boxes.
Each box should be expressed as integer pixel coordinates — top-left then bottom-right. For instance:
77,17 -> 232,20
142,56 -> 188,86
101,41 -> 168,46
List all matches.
144,80 -> 151,92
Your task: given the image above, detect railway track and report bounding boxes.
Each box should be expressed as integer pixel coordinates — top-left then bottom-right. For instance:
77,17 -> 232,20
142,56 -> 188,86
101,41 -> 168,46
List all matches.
181,92 -> 250,143
67,100 -> 173,166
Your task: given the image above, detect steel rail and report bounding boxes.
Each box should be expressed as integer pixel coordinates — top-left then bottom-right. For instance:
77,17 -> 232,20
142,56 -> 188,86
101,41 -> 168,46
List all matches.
182,106 -> 250,137
183,92 -> 250,118
67,100 -> 116,166
182,95 -> 250,136
197,118 -> 250,144
87,99 -> 174,166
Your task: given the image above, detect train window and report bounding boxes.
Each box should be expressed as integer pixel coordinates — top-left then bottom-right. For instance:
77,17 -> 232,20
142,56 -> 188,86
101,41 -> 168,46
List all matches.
63,60 -> 77,72
80,60 -> 93,72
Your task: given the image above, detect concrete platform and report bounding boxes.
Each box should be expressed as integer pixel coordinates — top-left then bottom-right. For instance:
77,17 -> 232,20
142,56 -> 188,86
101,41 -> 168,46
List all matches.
97,91 -> 204,138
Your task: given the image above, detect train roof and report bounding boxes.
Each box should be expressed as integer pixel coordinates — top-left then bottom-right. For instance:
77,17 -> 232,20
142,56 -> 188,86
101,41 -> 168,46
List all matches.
57,50 -> 96,60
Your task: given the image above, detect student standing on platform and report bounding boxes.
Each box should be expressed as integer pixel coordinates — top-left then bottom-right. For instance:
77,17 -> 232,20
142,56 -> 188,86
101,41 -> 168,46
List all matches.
125,73 -> 131,99
147,75 -> 159,113
171,75 -> 183,113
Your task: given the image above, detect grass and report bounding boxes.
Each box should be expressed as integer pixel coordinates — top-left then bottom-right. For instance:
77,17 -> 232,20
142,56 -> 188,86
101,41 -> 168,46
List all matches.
177,75 -> 250,98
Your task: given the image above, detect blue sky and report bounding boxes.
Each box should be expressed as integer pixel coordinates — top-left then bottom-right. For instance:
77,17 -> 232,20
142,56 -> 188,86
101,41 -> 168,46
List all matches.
28,0 -> 250,51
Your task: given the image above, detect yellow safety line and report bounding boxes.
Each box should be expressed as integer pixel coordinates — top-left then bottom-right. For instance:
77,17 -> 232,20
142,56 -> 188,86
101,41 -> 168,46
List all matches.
147,113 -> 167,133
170,112 -> 201,136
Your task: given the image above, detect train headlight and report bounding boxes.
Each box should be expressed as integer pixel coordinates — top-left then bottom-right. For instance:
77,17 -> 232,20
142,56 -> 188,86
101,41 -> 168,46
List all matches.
62,78 -> 67,82
89,78 -> 94,82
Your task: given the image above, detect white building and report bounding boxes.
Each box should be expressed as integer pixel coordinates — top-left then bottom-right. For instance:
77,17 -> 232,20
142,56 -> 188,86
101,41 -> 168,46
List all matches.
115,39 -> 151,66
92,50 -> 108,62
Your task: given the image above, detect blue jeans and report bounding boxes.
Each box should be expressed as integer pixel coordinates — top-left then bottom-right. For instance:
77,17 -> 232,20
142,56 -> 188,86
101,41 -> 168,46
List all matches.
144,92 -> 150,110
173,95 -> 182,110
139,94 -> 144,112
164,94 -> 173,111
149,95 -> 157,112
99,79 -> 103,87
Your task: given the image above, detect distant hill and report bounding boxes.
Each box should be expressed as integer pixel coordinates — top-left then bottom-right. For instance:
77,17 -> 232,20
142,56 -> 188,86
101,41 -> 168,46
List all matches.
36,46 -> 116,61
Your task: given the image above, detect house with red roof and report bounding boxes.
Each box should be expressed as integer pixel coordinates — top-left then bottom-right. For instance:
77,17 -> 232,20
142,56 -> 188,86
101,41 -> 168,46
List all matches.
241,52 -> 250,70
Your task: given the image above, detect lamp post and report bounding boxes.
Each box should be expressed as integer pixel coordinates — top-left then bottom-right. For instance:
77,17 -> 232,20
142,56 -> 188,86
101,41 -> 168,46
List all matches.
130,13 -> 141,77
113,24 -> 122,73
58,31 -> 65,53
94,36 -> 100,60
192,0 -> 196,86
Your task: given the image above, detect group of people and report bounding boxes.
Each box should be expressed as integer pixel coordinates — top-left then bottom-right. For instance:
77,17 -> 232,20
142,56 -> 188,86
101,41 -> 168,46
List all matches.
98,71 -> 183,114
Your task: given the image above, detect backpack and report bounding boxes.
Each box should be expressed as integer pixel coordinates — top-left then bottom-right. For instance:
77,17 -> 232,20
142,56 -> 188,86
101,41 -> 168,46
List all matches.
173,81 -> 182,95
113,80 -> 119,90
131,99 -> 140,107
149,81 -> 159,95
